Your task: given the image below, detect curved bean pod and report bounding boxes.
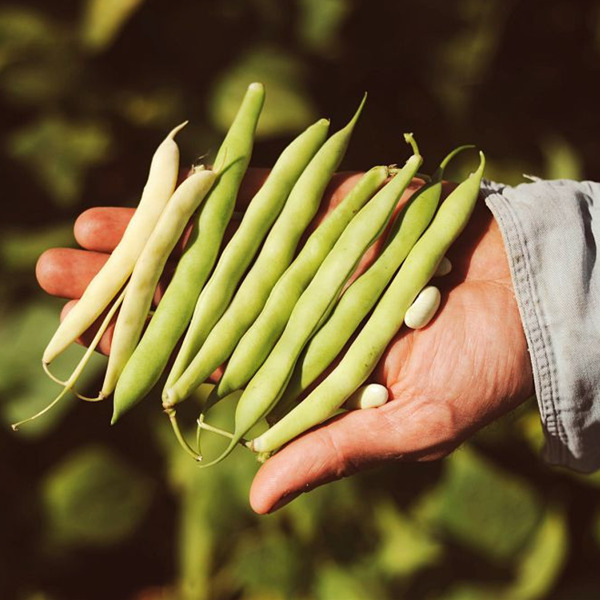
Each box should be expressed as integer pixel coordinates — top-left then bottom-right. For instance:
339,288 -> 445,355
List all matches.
159,81 -> 265,387
270,145 -> 473,423
116,85 -> 323,418
42,122 -> 186,365
161,119 -> 329,394
250,152 -> 485,455
196,135 -> 423,466
163,95 -> 367,409
211,165 -> 389,402
104,167 -> 217,408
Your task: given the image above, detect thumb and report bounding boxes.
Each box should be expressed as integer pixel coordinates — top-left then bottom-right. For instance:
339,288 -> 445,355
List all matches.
249,396 -> 458,514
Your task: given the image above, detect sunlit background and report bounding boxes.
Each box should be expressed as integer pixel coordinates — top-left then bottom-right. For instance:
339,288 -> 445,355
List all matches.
1,0 -> 600,598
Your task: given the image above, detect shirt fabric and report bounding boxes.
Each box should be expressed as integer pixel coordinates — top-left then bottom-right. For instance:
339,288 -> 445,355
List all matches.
481,178 -> 600,472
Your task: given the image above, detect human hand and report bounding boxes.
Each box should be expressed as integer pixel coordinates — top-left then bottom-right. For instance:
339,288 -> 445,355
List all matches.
35,169 -> 534,515
35,169 -> 409,357
249,196 -> 534,513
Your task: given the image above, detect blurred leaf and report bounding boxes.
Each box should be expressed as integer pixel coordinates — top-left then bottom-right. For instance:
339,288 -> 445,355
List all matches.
1,61 -> 78,107
280,488 -> 322,544
0,223 -> 73,272
508,506 -> 567,600
114,88 -> 185,128
374,501 -> 442,578
442,505 -> 568,600
0,7 -> 77,106
0,300 -> 105,437
177,476 -> 214,600
0,301 -> 63,392
439,583 -> 504,600
81,0 -> 145,52
314,564 -> 383,600
6,117 -> 112,206
21,593 -> 57,600
432,0 -> 513,119
542,136 -> 583,181
484,158 -> 540,188
297,0 -> 350,56
230,532 -> 308,599
209,46 -> 317,138
171,390 -> 236,600
159,395 -> 262,600
42,446 -> 153,547
415,447 -> 542,562
0,7 -> 56,70
518,409 -> 600,489
516,407 -> 545,455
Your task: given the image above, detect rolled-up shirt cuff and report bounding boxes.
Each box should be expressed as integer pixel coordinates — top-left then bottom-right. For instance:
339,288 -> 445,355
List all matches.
481,178 -> 600,472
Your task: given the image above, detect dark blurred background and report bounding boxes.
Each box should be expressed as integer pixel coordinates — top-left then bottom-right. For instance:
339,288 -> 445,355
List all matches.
1,0 -> 600,598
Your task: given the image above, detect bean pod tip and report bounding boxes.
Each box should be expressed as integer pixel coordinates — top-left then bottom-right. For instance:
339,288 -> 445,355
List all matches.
167,120 -> 189,139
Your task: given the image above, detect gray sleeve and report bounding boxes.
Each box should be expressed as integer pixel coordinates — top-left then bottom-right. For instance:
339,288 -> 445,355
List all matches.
480,178 -> 600,472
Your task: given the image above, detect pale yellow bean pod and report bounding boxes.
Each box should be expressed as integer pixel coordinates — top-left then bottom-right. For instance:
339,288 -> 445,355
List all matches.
43,122 -> 186,364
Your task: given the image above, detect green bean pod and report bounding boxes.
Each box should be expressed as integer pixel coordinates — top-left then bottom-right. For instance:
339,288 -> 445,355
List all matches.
102,167 -> 217,404
163,119 -> 329,391
250,152 -> 485,455
211,165 -> 389,402
163,95 -> 367,409
196,136 -> 423,467
114,114 -> 327,420
270,144 -> 473,423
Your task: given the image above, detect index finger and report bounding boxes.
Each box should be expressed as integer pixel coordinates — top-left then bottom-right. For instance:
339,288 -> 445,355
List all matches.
74,168 -> 273,254
249,397 -> 456,514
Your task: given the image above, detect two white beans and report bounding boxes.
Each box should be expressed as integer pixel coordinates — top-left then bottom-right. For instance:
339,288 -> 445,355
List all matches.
342,257 -> 453,413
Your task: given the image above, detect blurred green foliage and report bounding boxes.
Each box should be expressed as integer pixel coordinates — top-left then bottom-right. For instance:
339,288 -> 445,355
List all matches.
1,0 -> 600,598
42,445 -> 153,547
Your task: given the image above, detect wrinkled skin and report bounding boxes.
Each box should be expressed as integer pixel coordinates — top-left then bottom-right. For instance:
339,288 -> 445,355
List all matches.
36,169 -> 534,514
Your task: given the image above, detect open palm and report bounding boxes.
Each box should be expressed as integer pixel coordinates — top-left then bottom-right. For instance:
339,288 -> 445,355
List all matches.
36,170 -> 534,514
249,179 -> 533,513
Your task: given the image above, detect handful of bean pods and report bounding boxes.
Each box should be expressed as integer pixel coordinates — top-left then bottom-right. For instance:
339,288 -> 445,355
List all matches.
16,82 -> 485,467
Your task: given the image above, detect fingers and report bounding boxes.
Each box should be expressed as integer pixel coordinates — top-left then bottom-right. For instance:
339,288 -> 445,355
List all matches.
74,207 -> 134,252
37,248 -> 110,299
72,169 -> 272,254
70,171 -> 424,261
74,207 -> 196,257
60,299 -> 114,356
36,247 -> 174,303
249,396 -> 460,514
